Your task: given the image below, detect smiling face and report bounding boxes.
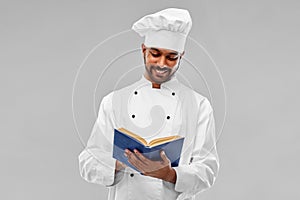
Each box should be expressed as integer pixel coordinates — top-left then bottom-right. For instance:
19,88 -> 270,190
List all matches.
142,44 -> 184,84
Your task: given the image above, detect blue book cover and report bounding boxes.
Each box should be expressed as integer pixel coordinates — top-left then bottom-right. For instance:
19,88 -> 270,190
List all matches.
113,128 -> 184,173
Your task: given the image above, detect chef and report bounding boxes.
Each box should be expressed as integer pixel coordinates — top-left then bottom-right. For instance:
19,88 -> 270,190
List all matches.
78,8 -> 220,200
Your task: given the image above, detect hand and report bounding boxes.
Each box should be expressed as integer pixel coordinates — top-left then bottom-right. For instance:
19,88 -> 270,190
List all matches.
115,160 -> 127,173
124,149 -> 177,183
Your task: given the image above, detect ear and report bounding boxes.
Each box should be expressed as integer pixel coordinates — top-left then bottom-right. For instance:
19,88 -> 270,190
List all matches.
141,44 -> 147,64
180,51 -> 185,58
141,43 -> 146,54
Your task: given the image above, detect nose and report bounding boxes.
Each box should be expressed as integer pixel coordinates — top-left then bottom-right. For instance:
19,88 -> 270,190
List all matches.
157,56 -> 167,67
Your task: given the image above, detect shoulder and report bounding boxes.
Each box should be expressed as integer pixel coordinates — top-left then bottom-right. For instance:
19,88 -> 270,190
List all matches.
100,80 -> 139,108
178,82 -> 213,112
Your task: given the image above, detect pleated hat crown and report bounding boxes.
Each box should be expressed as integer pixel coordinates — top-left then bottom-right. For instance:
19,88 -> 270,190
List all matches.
132,8 -> 192,53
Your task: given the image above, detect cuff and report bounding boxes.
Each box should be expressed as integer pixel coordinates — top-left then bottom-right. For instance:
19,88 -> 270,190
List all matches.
173,166 -> 189,193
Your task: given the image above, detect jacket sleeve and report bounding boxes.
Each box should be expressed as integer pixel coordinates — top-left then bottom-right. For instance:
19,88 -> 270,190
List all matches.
78,93 -> 124,187
174,98 -> 220,198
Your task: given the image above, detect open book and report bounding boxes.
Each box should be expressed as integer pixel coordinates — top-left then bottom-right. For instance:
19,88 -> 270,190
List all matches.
113,128 -> 184,172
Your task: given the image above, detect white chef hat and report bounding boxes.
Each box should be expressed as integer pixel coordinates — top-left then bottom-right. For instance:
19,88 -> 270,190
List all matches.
132,8 -> 192,53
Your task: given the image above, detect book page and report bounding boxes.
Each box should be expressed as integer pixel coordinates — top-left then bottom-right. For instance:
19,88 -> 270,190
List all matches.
118,128 -> 181,147
148,135 -> 181,147
118,128 -> 148,146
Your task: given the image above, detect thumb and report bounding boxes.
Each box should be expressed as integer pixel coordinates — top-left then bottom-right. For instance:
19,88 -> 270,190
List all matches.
160,150 -> 169,163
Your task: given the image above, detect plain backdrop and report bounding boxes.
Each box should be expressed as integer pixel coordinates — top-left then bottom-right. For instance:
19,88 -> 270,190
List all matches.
1,0 -> 299,199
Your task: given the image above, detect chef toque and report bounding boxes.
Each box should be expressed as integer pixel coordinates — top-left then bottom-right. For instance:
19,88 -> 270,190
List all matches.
132,8 -> 192,53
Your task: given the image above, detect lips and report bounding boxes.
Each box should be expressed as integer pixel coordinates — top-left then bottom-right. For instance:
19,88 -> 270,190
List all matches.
155,69 -> 168,74
152,66 -> 170,76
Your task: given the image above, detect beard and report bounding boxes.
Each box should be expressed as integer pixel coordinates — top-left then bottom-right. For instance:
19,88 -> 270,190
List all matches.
144,57 -> 180,84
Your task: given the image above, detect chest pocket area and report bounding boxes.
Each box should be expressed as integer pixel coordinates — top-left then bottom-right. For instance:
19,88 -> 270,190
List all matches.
169,102 -> 182,135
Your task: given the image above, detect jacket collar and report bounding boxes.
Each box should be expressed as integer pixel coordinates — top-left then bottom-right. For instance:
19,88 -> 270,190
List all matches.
137,74 -> 179,91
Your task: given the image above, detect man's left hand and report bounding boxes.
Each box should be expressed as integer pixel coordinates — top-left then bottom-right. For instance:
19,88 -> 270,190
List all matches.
124,149 -> 177,183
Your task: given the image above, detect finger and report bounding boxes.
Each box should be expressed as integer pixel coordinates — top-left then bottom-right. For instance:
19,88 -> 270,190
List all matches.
125,149 -> 138,165
125,149 -> 147,172
125,149 -> 136,161
129,158 -> 146,174
133,149 -> 149,164
160,150 -> 170,164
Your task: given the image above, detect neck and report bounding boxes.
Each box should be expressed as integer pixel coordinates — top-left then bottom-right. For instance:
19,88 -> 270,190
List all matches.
143,73 -> 157,84
143,73 -> 162,89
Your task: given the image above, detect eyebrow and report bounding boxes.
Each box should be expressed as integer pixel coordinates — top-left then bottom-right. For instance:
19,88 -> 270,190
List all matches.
150,48 -> 179,55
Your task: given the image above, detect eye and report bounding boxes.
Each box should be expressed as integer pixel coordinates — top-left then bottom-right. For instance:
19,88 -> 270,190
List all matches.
150,51 -> 161,57
166,56 -> 179,61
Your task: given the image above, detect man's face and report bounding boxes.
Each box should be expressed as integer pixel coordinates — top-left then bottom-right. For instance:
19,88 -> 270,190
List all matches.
142,44 -> 184,84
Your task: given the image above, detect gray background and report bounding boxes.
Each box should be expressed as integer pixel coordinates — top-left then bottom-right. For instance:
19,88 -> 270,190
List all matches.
1,0 -> 299,199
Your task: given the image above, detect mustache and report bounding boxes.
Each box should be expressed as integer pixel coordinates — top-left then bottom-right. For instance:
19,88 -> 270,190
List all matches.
150,65 -> 172,72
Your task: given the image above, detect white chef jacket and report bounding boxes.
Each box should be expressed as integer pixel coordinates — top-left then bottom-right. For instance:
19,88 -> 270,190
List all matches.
78,74 -> 219,200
